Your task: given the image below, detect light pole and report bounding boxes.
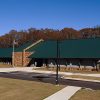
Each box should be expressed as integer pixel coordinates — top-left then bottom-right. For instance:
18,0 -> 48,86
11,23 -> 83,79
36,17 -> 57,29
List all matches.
12,40 -> 18,67
56,40 -> 59,85
12,40 -> 15,67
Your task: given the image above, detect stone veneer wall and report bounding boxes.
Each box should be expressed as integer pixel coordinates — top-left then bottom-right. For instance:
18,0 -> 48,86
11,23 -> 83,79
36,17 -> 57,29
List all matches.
12,52 -> 32,67
23,52 -> 33,66
13,52 -> 23,66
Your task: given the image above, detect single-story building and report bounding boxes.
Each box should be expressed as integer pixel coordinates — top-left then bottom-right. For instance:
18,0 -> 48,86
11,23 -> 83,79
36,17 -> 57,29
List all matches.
0,38 -> 100,70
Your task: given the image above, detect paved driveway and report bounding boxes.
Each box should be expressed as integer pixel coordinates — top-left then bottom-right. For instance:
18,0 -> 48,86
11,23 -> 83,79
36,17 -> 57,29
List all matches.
0,71 -> 100,90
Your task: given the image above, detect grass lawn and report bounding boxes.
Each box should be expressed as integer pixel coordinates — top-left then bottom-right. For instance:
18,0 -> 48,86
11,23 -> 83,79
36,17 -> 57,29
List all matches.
70,88 -> 100,100
0,77 -> 64,100
0,64 -> 12,68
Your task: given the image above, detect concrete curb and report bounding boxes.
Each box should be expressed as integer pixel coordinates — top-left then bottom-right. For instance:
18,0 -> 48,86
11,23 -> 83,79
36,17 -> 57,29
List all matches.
44,86 -> 81,100
63,77 -> 100,83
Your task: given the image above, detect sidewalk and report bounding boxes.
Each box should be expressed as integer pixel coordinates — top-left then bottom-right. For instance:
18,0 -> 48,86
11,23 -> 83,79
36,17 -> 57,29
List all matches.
44,86 -> 81,100
0,67 -> 33,72
63,77 -> 100,83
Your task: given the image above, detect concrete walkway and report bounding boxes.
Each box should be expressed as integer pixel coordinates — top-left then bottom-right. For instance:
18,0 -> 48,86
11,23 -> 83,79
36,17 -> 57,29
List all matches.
63,77 -> 100,83
44,86 -> 81,100
0,67 -> 33,72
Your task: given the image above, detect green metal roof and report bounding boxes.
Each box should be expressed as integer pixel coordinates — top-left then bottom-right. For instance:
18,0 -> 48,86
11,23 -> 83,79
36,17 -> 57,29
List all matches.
0,38 -> 100,58
0,41 -> 33,58
0,48 -> 13,58
28,40 -> 57,58
15,41 -> 33,52
29,38 -> 100,58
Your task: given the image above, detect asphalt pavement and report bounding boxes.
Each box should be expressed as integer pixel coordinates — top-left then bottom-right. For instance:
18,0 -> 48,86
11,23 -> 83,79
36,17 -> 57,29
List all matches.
0,71 -> 100,90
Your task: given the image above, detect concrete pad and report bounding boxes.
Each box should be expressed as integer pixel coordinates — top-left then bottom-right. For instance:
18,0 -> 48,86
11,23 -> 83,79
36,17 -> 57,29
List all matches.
44,86 -> 81,100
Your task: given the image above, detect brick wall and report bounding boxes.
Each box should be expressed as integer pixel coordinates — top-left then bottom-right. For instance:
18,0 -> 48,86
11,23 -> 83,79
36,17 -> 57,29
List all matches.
13,52 -> 23,66
12,52 -> 33,67
23,52 -> 33,66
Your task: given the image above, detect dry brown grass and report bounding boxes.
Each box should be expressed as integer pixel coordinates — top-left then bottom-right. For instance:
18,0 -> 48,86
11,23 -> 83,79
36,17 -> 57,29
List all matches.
0,63 -> 12,68
70,88 -> 100,100
0,77 -> 64,100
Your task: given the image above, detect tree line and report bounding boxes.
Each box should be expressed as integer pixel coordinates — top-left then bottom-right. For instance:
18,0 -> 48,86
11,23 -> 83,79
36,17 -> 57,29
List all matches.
0,26 -> 100,48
